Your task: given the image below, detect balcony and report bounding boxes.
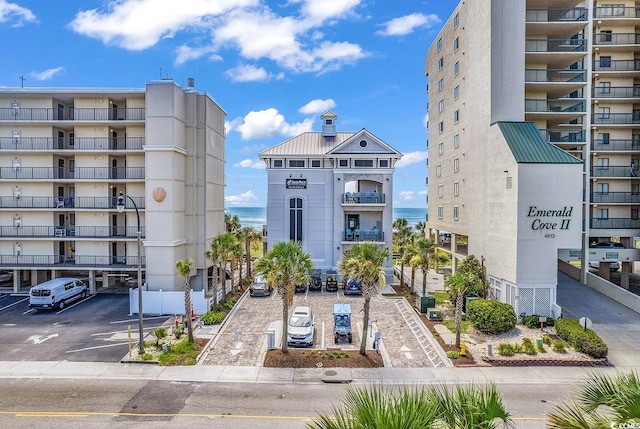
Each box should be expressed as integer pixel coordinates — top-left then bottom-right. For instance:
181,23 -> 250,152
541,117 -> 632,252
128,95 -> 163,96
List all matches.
525,38 -> 587,53
593,59 -> 640,73
0,255 -> 145,269
342,229 -> 384,242
0,167 -> 145,180
591,113 -> 640,125
525,68 -> 586,83
590,192 -> 640,204
542,129 -> 586,143
526,8 -> 587,22
592,87 -> 640,99
593,33 -> 640,46
590,218 -> 640,229
591,165 -> 640,178
591,139 -> 640,151
0,136 -> 144,151
593,7 -> 640,19
0,107 -> 145,121
0,225 -> 145,238
342,192 -> 385,204
525,99 -> 585,113
0,195 -> 145,209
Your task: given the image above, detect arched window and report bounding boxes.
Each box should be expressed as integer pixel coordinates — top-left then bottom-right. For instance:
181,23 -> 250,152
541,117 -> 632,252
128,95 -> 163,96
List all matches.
289,198 -> 303,241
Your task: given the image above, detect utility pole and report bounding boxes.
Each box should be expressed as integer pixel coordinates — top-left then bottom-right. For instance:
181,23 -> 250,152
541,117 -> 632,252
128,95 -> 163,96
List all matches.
19,75 -> 26,88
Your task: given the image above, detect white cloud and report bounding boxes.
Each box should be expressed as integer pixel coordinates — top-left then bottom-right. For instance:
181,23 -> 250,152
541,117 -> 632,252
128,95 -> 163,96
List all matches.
30,67 -> 63,81
225,64 -> 284,82
299,99 -> 336,115
234,158 -> 265,169
225,117 -> 244,134
234,108 -> 314,140
174,45 -> 222,66
377,13 -> 441,37
395,151 -> 427,168
398,191 -> 417,201
225,190 -> 259,206
0,0 -> 36,27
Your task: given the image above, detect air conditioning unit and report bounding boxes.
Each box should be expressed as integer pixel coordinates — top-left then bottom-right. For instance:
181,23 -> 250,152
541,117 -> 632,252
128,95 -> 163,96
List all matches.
427,308 -> 442,321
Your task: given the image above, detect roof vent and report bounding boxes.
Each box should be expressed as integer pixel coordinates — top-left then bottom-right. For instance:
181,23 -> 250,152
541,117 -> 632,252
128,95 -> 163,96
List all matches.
321,111 -> 337,137
187,78 -> 195,91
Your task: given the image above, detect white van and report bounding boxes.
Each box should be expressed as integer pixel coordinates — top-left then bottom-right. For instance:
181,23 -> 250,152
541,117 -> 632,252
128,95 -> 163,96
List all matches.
29,278 -> 87,310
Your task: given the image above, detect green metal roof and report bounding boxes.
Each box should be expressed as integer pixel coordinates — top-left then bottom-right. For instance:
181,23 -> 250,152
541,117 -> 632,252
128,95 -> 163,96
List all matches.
497,122 -> 582,164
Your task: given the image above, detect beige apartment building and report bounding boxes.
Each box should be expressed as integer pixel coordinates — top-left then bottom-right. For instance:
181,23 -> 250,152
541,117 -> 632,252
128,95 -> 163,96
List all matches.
426,0 -> 640,316
0,80 -> 226,294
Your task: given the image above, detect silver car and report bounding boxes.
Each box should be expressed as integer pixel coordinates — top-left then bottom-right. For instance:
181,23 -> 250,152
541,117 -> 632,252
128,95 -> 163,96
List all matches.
249,274 -> 272,297
287,306 -> 315,347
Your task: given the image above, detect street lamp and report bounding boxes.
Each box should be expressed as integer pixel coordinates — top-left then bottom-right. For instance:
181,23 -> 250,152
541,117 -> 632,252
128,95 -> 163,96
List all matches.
117,192 -> 144,355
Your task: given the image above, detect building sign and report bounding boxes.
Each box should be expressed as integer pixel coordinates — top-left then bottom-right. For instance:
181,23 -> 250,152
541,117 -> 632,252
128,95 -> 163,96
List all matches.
527,206 -> 573,231
286,178 -> 307,189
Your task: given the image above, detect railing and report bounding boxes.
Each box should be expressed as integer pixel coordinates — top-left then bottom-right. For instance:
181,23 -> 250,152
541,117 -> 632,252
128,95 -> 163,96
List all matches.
590,218 -> 640,229
525,99 -> 585,113
343,230 -> 384,242
592,139 -> 640,151
526,38 -> 587,53
0,167 -> 145,180
590,192 -> 640,204
541,129 -> 586,143
0,107 -> 145,121
0,196 -> 145,209
591,113 -> 640,125
0,255 -> 146,268
0,225 -> 145,238
526,8 -> 587,22
343,192 -> 385,204
525,68 -> 586,83
593,59 -> 640,72
0,136 -> 144,151
593,33 -> 640,45
592,87 -> 640,98
591,165 -> 640,178
593,7 -> 640,19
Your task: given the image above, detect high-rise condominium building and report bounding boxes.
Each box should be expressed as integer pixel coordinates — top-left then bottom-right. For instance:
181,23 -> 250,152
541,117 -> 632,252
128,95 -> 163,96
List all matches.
426,0 -> 640,316
0,79 -> 226,294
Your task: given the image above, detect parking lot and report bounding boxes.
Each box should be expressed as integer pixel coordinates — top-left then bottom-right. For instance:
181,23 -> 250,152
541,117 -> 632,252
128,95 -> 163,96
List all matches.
0,292 -> 170,362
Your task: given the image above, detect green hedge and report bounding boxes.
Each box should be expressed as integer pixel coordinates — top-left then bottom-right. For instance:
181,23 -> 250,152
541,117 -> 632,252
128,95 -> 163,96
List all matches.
201,311 -> 226,325
555,318 -> 608,359
466,299 -> 517,335
522,314 -> 556,329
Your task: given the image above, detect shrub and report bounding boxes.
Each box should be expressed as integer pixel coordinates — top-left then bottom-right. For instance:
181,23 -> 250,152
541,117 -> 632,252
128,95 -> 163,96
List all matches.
555,318 -> 608,358
542,334 -> 552,345
141,353 -> 154,361
553,341 -> 566,353
446,350 -> 460,359
150,327 -> 167,346
498,343 -> 515,357
522,315 -> 556,329
223,296 -> 238,310
466,299 -> 517,335
522,341 -> 537,355
201,311 -> 226,325
174,325 -> 184,339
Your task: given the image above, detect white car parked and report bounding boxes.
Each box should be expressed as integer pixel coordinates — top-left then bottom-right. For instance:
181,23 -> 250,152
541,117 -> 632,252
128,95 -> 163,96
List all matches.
29,277 -> 87,310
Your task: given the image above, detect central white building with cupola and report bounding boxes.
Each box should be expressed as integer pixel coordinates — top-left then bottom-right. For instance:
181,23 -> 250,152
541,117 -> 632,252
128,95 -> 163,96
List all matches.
259,112 -> 403,281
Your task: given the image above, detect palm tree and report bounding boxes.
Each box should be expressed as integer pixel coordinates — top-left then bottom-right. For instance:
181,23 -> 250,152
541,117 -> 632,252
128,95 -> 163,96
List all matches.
411,236 -> 437,297
237,226 -> 261,279
415,220 -> 427,236
175,258 -> 194,343
393,218 -> 411,289
432,383 -> 514,429
547,371 -> 640,428
228,237 -> 243,295
206,233 -> 236,311
445,271 -> 469,348
225,212 -> 241,233
405,234 -> 418,292
255,241 -> 313,353
338,242 -> 388,355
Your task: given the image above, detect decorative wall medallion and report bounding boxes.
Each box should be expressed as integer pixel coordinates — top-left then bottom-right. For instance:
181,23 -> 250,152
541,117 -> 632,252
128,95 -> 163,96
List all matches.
153,187 -> 167,202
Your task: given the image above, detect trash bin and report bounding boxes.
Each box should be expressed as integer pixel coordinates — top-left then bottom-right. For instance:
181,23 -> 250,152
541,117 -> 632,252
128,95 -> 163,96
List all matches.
267,329 -> 276,350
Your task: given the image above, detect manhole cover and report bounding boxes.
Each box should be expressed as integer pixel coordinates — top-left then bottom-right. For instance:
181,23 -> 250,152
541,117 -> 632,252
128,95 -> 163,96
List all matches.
324,370 -> 337,376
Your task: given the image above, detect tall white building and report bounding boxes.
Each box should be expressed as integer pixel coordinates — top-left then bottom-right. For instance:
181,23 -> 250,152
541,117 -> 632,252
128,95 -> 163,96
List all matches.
259,112 -> 402,282
425,0 -> 640,316
0,79 -> 226,293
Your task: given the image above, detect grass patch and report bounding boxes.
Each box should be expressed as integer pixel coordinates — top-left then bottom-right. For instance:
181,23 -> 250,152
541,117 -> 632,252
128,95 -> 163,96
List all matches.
442,318 -> 471,334
431,291 -> 450,306
157,338 -> 201,366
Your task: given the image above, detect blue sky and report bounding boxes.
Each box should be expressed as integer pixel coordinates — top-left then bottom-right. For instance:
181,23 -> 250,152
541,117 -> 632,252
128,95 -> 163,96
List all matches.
0,0 -> 457,208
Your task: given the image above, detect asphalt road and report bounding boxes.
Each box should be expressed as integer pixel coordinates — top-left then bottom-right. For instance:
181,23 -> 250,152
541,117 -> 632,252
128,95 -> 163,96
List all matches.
0,293 -> 170,362
0,378 -> 569,429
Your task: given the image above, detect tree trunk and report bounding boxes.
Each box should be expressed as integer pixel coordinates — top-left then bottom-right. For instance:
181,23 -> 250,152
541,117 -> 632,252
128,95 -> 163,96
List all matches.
422,269 -> 427,297
410,266 -> 415,291
455,292 -> 465,348
230,261 -> 237,296
184,280 -> 194,343
238,258 -> 243,292
360,293 -> 371,356
245,239 -> 252,278
281,286 -> 289,353
399,261 -> 405,288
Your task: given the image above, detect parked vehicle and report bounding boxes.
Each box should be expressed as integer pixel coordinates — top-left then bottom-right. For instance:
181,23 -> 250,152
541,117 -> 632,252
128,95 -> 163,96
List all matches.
287,306 -> 315,347
325,271 -> 339,292
29,277 -> 87,310
0,270 -> 13,284
588,261 -> 620,271
344,280 -> 362,295
309,270 -> 322,291
593,241 -> 624,249
249,273 -> 272,297
333,303 -> 352,344
294,281 -> 308,293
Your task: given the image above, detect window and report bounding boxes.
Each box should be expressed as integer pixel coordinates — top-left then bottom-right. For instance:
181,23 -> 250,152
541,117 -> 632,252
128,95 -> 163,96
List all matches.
596,208 -> 609,219
453,158 -> 459,172
438,142 -> 444,154
598,107 -> 610,119
325,119 -> 332,125
453,206 -> 459,220
354,160 -> 374,167
359,139 -> 367,148
454,86 -> 460,99
633,208 -> 640,219
438,100 -> 444,112
599,56 -> 611,68
598,132 -> 610,144
596,183 -> 609,194
453,181 -> 459,196
273,160 -> 283,168
454,61 -> 459,75
453,134 -> 459,148
633,183 -> 640,195
599,30 -> 613,43
289,160 -> 305,168
453,13 -> 459,28
438,185 -> 444,197
454,110 -> 459,123
438,121 -> 444,133
379,160 -> 389,168
339,159 -> 348,167
437,38 -> 442,52
506,176 -> 512,189
311,160 -> 321,167
436,164 -> 441,177
599,82 -> 611,95
453,37 -> 459,51
438,78 -> 444,92
596,158 -> 609,169
289,198 -> 303,241
437,206 -> 444,218
438,57 -> 443,70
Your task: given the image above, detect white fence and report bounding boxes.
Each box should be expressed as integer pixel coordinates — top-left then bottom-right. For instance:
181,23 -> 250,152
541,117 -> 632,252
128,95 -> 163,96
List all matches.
129,285 -> 212,316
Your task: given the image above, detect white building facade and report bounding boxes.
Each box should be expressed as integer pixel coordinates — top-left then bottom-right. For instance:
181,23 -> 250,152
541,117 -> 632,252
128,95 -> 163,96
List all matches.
0,80 -> 226,294
259,112 -> 402,282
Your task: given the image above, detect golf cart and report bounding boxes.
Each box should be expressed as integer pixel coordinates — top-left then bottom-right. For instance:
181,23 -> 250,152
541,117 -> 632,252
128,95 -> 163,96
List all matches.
326,270 -> 338,292
309,269 -> 322,291
333,303 -> 353,344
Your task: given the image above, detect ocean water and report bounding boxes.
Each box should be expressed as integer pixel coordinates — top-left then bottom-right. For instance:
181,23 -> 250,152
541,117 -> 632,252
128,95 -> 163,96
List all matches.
226,207 -> 427,230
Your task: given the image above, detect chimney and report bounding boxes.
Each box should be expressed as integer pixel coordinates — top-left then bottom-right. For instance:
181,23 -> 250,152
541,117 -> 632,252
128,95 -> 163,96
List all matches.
187,77 -> 195,91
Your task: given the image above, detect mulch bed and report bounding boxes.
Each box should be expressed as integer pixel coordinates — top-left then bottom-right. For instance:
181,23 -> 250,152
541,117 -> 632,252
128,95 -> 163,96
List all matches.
264,349 -> 384,368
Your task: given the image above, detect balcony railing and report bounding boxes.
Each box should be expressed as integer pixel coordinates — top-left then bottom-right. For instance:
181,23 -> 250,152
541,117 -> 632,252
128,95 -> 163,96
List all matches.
593,7 -> 640,19
525,99 -> 585,113
0,107 -> 145,121
0,225 -> 145,238
590,192 -> 640,204
343,229 -> 384,242
0,196 -> 145,209
0,255 -> 146,268
591,113 -> 640,125
526,38 -> 587,53
593,59 -> 640,72
0,136 -> 144,151
591,139 -> 640,151
526,8 -> 587,22
343,192 -> 385,204
592,87 -> 640,98
590,218 -> 640,229
541,129 -> 586,143
593,33 -> 640,45
0,167 -> 145,180
591,165 -> 640,178
525,68 -> 586,83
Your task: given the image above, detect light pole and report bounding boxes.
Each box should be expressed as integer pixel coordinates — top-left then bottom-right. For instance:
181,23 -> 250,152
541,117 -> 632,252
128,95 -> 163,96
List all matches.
117,192 -> 144,354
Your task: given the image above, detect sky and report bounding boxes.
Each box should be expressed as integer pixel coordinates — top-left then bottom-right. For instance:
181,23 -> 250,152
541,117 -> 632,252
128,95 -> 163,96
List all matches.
0,0 -> 458,208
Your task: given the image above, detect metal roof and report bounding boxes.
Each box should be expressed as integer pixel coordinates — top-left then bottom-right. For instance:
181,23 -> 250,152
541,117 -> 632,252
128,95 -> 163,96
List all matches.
259,132 -> 356,156
497,122 -> 582,164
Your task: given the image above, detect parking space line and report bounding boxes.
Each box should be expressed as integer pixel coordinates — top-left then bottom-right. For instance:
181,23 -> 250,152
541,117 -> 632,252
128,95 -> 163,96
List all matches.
22,308 -> 36,315
0,297 -> 28,311
110,315 -> 168,324
66,342 -> 129,353
55,295 -> 95,314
